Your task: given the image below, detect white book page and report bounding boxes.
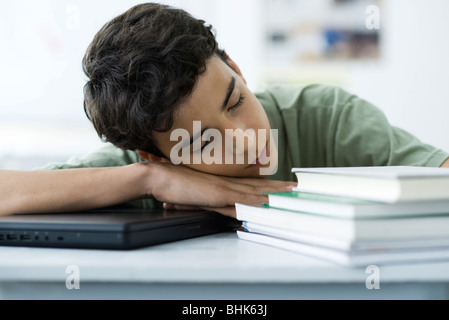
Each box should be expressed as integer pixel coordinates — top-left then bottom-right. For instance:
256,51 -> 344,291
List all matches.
292,166 -> 449,178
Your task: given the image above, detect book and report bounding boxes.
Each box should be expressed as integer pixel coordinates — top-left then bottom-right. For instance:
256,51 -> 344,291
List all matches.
291,166 -> 449,203
235,202 -> 449,241
242,221 -> 449,251
236,229 -> 449,267
264,191 -> 449,219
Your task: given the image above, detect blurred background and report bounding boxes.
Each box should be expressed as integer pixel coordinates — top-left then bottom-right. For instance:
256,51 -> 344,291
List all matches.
1,0 -> 448,170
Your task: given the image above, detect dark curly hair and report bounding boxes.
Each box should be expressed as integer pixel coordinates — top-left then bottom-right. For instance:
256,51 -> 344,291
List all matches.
82,3 -> 228,158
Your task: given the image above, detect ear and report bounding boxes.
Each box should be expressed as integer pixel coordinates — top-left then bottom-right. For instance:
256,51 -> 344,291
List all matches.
136,150 -> 171,163
225,56 -> 247,85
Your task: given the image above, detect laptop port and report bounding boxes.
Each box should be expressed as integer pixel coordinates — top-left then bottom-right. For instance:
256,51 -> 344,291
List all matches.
7,234 -> 17,240
20,234 -> 31,241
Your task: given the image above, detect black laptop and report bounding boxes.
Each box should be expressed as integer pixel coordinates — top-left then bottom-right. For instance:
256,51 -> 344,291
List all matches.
0,206 -> 240,250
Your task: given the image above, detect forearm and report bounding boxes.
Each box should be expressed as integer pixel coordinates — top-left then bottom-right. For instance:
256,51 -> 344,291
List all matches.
0,163 -> 151,216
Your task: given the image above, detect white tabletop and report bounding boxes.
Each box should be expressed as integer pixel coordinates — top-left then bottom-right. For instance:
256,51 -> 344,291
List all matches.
1,231 -> 449,299
1,231 -> 449,282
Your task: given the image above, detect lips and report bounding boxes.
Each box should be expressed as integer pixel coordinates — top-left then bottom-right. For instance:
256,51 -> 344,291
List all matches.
247,141 -> 270,168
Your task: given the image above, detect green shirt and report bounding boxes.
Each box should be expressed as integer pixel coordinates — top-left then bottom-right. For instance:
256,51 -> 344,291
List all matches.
37,84 -> 449,207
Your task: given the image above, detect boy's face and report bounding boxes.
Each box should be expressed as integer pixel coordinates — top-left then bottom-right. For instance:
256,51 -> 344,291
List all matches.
150,55 -> 278,178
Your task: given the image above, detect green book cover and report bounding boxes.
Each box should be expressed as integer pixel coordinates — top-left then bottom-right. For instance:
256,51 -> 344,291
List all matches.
262,192 -> 380,205
256,192 -> 449,220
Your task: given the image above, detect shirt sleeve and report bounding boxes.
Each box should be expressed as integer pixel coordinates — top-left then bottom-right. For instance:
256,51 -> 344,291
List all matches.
294,85 -> 449,168
33,143 -> 144,170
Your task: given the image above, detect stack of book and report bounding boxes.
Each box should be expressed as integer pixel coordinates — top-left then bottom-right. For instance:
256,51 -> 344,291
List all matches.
236,166 -> 449,267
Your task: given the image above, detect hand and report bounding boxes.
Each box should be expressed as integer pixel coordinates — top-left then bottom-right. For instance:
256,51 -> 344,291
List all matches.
145,162 -> 296,218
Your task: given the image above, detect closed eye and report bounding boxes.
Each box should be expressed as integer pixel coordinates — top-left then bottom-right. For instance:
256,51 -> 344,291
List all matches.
228,93 -> 245,112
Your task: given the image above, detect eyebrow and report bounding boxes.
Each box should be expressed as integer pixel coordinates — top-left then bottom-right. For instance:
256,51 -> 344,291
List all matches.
186,77 -> 236,147
222,77 -> 236,111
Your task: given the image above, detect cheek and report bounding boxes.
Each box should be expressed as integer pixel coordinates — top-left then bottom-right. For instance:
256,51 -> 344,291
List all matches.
246,95 -> 270,129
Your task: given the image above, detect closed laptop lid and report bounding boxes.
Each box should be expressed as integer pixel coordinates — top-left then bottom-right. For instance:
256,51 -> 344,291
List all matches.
0,207 -> 233,232
0,206 -> 239,249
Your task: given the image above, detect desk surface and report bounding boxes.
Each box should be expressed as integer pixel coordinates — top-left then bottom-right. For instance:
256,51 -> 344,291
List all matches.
1,231 -> 449,300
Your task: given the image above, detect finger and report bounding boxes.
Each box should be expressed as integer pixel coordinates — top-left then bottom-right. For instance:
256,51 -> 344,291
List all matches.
222,182 -> 294,196
222,177 -> 297,188
163,203 -> 175,209
225,191 -> 269,206
163,203 -> 205,211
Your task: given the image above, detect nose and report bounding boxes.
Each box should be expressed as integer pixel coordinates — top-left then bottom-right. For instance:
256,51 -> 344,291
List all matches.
223,123 -> 258,164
